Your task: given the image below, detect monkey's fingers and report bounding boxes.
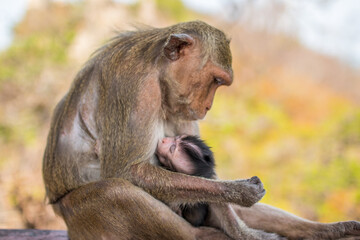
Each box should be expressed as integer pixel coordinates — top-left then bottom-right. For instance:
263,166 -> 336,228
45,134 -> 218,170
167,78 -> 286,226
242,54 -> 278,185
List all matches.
226,176 -> 266,207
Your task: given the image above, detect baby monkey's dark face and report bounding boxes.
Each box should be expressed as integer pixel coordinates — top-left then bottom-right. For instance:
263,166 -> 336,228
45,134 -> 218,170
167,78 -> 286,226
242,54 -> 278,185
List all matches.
156,135 -> 197,174
156,135 -> 215,178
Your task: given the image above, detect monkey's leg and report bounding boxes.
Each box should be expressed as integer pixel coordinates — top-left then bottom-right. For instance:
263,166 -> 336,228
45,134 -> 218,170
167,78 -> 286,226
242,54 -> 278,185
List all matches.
129,162 -> 265,207
54,178 -> 229,240
205,203 -> 285,240
232,203 -> 360,240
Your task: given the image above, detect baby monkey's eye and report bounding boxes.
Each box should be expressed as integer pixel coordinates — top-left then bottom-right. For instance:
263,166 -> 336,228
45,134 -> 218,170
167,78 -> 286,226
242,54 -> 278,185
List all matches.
170,144 -> 176,153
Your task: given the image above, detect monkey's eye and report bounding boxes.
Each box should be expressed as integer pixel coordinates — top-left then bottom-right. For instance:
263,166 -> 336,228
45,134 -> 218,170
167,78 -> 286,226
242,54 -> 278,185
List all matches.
213,77 -> 223,85
169,144 -> 176,154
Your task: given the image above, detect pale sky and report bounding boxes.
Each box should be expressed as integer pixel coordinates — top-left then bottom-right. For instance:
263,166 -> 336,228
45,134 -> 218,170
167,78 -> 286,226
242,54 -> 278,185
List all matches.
0,0 -> 359,68
282,0 -> 360,67
0,0 -> 27,51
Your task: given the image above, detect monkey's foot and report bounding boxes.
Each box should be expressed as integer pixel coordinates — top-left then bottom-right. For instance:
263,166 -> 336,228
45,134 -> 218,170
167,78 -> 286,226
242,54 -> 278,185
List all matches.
225,176 -> 266,208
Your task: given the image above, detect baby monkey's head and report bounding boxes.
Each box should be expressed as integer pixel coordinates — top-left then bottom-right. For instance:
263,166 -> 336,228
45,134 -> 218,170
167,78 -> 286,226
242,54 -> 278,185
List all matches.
156,135 -> 215,178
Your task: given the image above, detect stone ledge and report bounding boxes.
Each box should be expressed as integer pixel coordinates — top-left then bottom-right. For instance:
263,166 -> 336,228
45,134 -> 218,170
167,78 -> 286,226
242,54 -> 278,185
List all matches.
0,229 -> 68,240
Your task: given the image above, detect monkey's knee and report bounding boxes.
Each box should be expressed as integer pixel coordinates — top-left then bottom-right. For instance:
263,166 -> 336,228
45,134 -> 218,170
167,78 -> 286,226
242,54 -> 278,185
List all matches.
57,179 -> 200,240
57,178 -> 168,224
56,179 -> 147,239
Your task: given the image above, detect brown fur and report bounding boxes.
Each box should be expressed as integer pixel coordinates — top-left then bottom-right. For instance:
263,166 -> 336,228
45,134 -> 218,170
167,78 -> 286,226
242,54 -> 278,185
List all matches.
43,21 -> 266,240
156,136 -> 284,239
43,21 -> 360,240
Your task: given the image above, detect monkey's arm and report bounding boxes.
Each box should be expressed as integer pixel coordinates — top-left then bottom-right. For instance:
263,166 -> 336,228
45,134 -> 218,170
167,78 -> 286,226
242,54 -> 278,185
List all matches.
233,203 -> 360,239
129,162 -> 265,207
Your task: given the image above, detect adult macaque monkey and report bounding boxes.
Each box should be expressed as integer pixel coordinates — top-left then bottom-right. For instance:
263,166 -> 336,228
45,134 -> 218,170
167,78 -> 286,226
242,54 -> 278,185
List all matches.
43,21 -> 265,240
43,21 -> 360,240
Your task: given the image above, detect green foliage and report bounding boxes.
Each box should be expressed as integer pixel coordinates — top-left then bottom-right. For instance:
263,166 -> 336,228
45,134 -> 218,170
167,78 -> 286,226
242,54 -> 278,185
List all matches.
0,0 -> 358,227
338,112 -> 360,143
0,34 -> 66,84
155,0 -> 193,21
0,4 -> 80,85
201,88 -> 360,221
0,124 -> 13,143
0,3 -> 82,156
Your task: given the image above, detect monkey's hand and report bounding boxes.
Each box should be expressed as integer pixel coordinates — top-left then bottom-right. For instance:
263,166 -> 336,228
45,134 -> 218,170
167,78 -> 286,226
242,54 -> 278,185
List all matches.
224,176 -> 265,207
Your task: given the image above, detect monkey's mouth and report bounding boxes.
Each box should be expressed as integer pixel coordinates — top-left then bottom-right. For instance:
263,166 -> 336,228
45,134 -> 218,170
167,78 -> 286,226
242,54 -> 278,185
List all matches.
157,159 -> 175,172
155,152 -> 176,172
158,162 -> 173,172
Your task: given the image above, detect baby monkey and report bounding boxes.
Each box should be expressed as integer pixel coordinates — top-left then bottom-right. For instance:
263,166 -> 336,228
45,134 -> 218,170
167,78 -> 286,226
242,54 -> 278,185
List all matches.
156,135 -> 215,226
156,135 -> 283,240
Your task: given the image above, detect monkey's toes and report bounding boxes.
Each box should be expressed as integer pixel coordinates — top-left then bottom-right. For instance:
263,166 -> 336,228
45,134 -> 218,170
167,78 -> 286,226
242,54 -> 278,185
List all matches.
342,220 -> 360,236
250,176 -> 266,198
249,176 -> 261,185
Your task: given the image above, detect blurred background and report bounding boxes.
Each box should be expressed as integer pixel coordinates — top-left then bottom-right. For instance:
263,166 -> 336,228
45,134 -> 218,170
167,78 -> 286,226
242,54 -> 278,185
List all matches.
0,0 -> 359,230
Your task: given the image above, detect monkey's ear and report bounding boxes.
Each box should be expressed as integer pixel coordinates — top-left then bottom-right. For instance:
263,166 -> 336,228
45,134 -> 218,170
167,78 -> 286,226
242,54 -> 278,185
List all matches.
164,34 -> 194,61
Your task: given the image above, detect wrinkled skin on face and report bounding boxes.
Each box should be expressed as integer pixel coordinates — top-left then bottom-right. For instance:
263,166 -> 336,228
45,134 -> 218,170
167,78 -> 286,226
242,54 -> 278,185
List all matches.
162,36 -> 233,121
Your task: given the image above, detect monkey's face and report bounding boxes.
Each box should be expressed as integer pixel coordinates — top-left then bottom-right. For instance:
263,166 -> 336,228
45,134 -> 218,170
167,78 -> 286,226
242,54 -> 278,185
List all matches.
184,59 -> 233,120
165,40 -> 233,120
156,136 -> 196,175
